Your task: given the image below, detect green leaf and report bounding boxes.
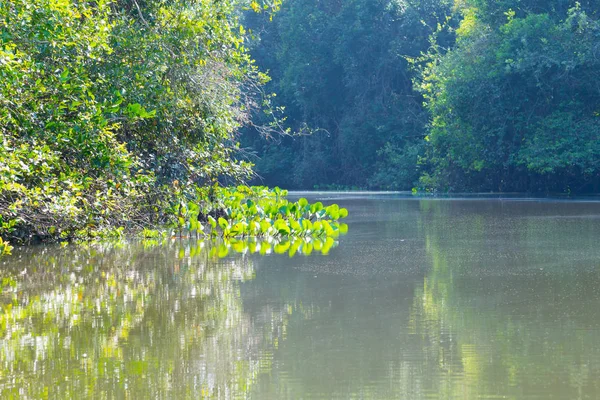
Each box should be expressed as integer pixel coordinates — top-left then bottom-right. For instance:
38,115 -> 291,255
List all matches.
313,221 -> 323,232
231,222 -> 245,235
339,223 -> 348,234
290,219 -> 302,232
218,217 -> 229,230
301,219 -> 312,231
208,216 -> 217,229
274,219 -> 290,235
310,202 -> 324,213
260,220 -> 271,234
278,205 -> 289,216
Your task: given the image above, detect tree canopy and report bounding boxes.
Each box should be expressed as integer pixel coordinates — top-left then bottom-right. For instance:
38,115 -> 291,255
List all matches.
244,0 -> 600,193
0,0 -> 275,242
243,0 -> 454,190
420,1 -> 600,192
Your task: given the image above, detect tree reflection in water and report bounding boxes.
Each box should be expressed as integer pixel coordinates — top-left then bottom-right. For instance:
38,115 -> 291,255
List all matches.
0,240 -> 292,398
409,200 -> 600,399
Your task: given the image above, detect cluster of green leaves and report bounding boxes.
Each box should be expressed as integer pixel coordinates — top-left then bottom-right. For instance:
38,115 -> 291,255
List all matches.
169,186 -> 348,241
0,0 -> 151,243
0,0 -> 282,245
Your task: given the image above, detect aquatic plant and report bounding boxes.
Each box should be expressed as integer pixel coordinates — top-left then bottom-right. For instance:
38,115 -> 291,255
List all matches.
170,186 -> 349,241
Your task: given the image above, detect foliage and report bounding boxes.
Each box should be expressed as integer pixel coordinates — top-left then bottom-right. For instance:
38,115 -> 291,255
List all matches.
0,0 -> 283,244
370,142 -> 425,191
0,0 -> 153,242
242,0 -> 454,190
169,186 -> 348,244
0,237 -> 12,256
419,3 -> 600,192
244,0 -> 600,194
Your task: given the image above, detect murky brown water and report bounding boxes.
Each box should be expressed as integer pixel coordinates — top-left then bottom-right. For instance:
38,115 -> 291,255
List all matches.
2,194 -> 600,399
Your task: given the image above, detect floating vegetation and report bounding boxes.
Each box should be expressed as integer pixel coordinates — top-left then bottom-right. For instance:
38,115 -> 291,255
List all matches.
0,186 -> 349,258
169,186 -> 349,241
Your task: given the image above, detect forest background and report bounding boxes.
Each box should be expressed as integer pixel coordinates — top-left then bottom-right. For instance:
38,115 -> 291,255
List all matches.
244,0 -> 600,193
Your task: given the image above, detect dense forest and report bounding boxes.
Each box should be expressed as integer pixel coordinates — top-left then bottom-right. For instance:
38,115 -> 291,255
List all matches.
243,0 -> 600,193
0,0 -> 283,243
1,0 -> 600,245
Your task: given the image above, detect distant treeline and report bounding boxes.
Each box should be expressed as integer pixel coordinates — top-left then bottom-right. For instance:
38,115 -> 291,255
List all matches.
243,0 -> 600,193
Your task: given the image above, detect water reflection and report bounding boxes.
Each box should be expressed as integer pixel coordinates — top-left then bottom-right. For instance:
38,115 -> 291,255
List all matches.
2,198 -> 600,399
0,241 -> 292,398
246,197 -> 600,399
409,200 -> 600,399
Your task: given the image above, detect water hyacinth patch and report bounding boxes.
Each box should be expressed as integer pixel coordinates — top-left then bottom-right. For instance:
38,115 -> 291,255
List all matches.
170,186 -> 349,241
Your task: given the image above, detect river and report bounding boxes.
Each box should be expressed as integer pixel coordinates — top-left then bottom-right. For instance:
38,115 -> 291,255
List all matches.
1,193 -> 600,399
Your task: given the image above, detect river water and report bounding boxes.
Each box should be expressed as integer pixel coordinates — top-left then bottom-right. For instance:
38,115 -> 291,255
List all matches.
1,194 -> 600,399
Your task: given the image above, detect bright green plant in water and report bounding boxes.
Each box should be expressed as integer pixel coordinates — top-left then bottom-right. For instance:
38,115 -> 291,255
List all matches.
170,186 -> 349,241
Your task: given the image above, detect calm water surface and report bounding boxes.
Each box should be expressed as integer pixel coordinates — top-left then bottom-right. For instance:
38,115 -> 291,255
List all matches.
2,194 -> 600,399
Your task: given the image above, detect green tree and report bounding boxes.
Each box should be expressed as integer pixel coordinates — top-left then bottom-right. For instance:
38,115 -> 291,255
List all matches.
420,4 -> 600,192
0,0 -> 277,242
243,0 -> 454,190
